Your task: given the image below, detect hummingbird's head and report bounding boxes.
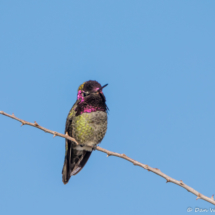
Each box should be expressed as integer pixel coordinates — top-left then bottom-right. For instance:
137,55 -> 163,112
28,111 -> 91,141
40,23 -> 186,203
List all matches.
75,80 -> 108,115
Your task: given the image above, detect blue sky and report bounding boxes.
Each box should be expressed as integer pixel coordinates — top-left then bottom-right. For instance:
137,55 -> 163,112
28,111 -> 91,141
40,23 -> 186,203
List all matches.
0,1 -> 215,214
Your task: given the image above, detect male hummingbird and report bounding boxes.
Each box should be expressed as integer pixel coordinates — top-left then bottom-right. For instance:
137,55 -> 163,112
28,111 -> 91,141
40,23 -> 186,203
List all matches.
62,80 -> 108,184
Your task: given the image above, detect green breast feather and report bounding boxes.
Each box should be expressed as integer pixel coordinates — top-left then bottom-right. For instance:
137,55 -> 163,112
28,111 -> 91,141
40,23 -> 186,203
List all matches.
72,114 -> 93,144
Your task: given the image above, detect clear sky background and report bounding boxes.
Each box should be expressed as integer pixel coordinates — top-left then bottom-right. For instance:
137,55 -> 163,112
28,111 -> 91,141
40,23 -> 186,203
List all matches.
0,1 -> 215,214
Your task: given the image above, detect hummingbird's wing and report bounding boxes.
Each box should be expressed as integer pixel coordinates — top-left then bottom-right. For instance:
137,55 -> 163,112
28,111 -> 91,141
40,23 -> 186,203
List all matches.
62,104 -> 92,184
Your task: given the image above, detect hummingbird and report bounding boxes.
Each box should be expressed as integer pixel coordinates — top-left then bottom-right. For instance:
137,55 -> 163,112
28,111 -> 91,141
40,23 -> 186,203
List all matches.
62,80 -> 108,184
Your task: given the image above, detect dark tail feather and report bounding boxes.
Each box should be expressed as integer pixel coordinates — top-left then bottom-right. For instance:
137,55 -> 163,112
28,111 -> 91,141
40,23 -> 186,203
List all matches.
73,151 -> 92,176
62,147 -> 92,184
62,143 -> 72,184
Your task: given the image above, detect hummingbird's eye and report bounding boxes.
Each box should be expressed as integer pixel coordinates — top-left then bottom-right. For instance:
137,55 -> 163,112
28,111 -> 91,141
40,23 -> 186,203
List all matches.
82,92 -> 89,97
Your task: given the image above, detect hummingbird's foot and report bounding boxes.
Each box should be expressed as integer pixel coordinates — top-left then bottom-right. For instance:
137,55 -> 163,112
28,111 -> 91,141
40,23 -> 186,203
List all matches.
92,145 -> 97,151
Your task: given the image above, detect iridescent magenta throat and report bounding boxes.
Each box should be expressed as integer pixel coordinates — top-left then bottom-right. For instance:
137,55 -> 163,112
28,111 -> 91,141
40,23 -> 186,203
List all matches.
81,106 -> 103,114
77,89 -> 104,114
77,90 -> 84,102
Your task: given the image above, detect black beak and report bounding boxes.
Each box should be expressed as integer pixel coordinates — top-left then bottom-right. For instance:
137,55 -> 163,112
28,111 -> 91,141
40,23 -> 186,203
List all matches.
97,84 -> 108,92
